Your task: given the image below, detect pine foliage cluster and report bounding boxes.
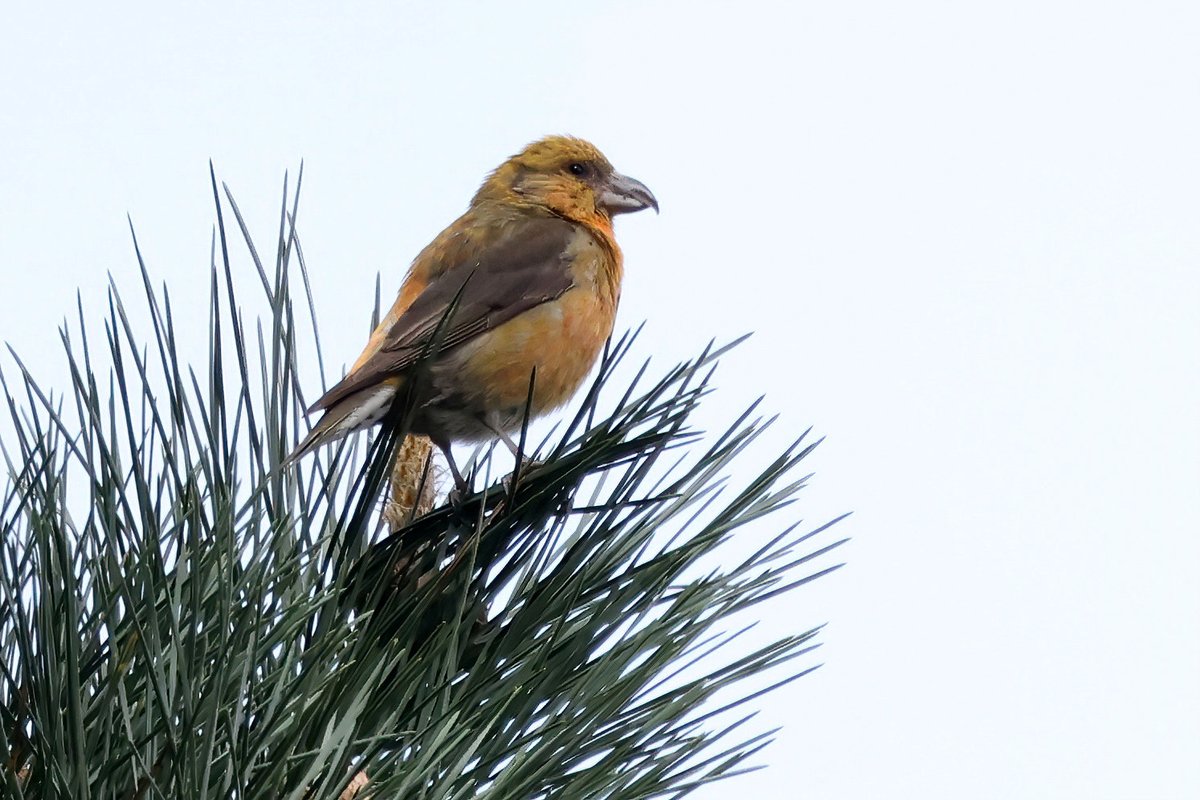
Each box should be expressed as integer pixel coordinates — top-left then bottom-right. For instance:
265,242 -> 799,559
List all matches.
0,174 -> 845,798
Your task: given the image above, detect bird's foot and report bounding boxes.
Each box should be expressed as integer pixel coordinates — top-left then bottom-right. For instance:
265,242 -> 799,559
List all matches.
502,457 -> 544,494
445,481 -> 471,507
442,461 -> 475,506
443,456 -> 541,506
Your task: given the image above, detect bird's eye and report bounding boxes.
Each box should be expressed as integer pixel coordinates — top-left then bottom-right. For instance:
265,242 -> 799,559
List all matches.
568,162 -> 588,177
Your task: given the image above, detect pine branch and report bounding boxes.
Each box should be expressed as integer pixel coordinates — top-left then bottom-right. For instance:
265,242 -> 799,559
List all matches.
0,174 -> 847,799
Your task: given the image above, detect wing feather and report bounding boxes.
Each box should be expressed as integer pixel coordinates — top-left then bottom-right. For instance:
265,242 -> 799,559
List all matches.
310,215 -> 578,412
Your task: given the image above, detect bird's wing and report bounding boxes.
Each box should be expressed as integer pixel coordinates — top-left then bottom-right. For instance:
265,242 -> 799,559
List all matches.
310,215 -> 579,413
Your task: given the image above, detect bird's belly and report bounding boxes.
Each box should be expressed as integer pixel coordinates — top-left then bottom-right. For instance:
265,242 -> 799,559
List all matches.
429,288 -> 614,437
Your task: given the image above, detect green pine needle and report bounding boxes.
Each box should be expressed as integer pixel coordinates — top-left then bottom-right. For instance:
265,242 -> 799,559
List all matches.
0,173 -> 846,799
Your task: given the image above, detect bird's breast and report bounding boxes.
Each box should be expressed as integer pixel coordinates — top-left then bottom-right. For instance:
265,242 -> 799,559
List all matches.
448,286 -> 615,420
433,243 -> 620,433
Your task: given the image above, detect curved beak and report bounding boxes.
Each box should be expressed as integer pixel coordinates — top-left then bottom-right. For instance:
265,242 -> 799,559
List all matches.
599,171 -> 659,215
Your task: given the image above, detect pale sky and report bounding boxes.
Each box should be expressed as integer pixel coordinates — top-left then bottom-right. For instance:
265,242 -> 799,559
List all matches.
2,2 -> 1197,798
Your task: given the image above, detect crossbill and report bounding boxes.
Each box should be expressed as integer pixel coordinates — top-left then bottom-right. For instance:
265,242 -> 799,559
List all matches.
290,135 -> 658,490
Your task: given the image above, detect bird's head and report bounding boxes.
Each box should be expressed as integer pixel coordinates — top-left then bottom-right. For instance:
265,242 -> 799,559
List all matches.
472,135 -> 658,226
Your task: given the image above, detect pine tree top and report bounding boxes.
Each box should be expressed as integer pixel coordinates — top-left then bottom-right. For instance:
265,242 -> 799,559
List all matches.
0,171 -> 846,799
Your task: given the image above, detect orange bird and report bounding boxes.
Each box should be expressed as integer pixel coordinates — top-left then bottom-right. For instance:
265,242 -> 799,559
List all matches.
290,136 -> 658,489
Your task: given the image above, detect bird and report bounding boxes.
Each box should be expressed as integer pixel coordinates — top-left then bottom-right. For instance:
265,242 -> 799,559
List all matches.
290,135 -> 658,491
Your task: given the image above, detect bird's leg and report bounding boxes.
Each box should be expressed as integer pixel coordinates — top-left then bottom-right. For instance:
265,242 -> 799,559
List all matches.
477,414 -> 543,493
432,437 -> 470,499
493,427 -> 523,459
477,414 -> 533,461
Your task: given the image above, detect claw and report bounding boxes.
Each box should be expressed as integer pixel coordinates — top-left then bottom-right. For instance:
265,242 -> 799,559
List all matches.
503,456 -> 543,493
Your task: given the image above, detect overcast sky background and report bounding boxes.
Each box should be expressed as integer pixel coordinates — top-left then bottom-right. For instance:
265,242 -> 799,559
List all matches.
2,2 -> 1197,798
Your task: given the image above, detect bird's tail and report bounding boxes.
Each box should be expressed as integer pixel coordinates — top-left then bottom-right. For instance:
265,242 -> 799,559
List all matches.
285,383 -> 400,465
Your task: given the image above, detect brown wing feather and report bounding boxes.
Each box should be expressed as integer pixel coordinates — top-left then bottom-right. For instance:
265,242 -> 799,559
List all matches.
311,215 -> 579,412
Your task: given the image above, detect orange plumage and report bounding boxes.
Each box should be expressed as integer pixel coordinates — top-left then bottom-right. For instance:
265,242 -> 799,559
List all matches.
291,136 -> 657,489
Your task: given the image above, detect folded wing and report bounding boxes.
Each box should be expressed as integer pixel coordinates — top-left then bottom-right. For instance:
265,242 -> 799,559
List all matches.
310,214 -> 579,414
